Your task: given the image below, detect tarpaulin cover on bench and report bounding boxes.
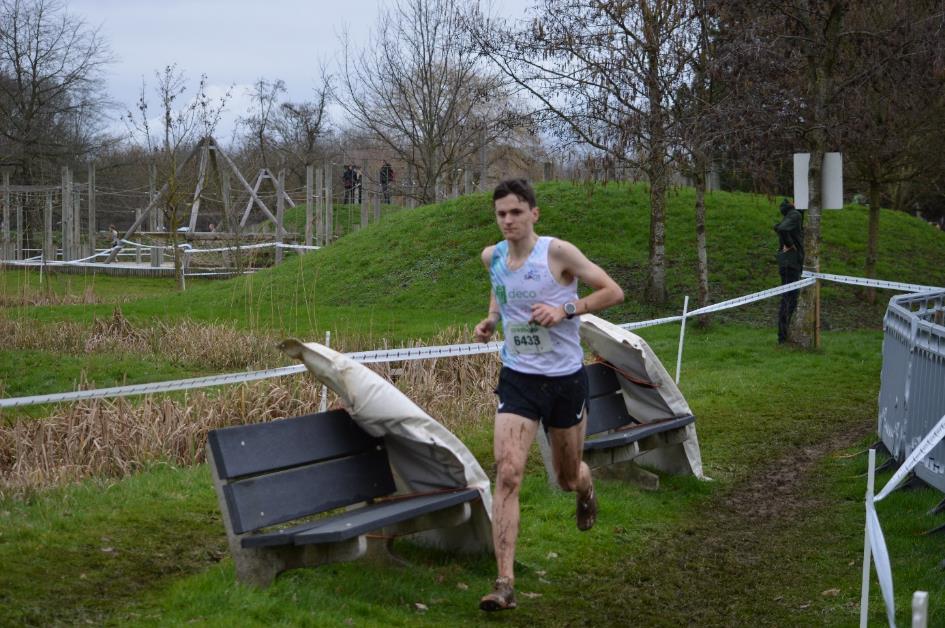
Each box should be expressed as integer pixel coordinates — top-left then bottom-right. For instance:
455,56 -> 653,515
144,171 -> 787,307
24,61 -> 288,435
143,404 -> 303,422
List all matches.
279,339 -> 494,553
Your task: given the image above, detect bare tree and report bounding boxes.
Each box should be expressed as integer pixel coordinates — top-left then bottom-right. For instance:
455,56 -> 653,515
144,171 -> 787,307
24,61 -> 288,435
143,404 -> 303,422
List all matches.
336,0 -> 514,204
839,1 -> 945,303
124,65 -> 230,289
273,82 -> 332,175
472,0 -> 700,304
238,78 -> 286,171
0,0 -> 113,181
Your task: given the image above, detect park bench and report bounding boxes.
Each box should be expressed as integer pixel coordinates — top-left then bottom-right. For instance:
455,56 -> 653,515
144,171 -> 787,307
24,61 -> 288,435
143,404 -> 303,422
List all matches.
538,361 -> 698,490
207,408 -> 482,587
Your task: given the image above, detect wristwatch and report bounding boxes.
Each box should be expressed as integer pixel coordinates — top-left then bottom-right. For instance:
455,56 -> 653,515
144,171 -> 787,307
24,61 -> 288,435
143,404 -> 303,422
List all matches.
563,302 -> 578,319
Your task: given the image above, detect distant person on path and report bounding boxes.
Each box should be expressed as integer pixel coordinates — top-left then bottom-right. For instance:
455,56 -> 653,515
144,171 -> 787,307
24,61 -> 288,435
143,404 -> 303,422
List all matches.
354,165 -> 363,204
774,198 -> 805,344
342,164 -> 355,204
109,224 -> 119,248
473,179 -> 624,612
379,161 -> 394,204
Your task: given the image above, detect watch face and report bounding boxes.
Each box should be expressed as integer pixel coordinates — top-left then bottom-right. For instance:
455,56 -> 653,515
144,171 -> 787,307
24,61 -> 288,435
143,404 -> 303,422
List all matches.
564,302 -> 577,316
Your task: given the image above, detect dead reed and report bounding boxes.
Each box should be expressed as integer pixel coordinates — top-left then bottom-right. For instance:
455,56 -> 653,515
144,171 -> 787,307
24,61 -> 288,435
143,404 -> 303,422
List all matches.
1,308 -> 285,371
0,323 -> 501,498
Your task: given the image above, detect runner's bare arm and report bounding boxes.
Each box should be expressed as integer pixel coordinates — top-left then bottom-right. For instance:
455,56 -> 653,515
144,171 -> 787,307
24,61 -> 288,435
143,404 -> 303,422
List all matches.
530,239 -> 624,327
475,246 -> 500,342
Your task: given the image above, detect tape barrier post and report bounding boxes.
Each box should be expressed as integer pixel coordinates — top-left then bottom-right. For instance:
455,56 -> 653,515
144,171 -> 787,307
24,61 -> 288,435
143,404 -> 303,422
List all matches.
675,295 -> 689,385
912,591 -> 928,628
860,448 -> 876,628
319,331 -> 331,412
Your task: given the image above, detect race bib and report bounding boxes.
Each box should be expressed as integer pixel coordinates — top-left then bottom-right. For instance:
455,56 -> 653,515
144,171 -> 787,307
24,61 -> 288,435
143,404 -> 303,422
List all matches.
506,322 -> 552,355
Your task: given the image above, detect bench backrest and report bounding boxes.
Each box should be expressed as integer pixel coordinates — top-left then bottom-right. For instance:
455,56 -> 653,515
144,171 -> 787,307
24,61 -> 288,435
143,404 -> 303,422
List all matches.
207,409 -> 395,535
586,363 -> 636,437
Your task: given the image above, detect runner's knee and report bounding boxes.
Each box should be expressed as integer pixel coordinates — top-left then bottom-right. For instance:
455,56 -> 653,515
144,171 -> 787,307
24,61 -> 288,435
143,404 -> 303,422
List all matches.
495,458 -> 525,493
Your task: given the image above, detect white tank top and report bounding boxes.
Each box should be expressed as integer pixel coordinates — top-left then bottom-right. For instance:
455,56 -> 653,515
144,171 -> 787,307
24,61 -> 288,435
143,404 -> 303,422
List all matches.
490,236 -> 583,376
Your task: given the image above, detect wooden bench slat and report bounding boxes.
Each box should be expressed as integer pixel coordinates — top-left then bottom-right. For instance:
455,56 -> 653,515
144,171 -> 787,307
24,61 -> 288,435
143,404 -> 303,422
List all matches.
242,488 -> 481,548
223,448 -> 395,534
584,415 -> 695,451
208,409 -> 381,480
586,362 -> 621,398
586,391 -> 636,436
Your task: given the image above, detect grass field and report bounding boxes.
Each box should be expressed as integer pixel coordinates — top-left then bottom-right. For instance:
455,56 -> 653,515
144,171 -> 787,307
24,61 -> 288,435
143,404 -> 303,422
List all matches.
1,181 -> 943,626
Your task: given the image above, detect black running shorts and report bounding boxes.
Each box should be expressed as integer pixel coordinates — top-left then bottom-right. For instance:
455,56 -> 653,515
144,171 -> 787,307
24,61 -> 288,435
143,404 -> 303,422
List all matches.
494,366 -> 588,429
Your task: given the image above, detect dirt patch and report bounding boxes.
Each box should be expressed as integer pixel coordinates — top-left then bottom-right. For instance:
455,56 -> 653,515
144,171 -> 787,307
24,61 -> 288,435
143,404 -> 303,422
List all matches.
554,419 -> 873,627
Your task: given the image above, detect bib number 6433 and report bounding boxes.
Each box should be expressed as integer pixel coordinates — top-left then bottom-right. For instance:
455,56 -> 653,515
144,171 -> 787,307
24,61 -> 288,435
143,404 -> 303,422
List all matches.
507,322 -> 552,355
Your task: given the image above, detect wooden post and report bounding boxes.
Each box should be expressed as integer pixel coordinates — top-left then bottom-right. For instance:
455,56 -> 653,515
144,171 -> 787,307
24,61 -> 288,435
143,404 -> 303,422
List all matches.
221,165 -> 232,232
148,162 -> 159,231
325,163 -> 333,244
1,171 -> 9,259
135,209 -> 143,263
451,170 -> 459,199
61,166 -> 73,260
189,142 -> 210,231
44,192 -> 53,260
15,198 -> 22,260
305,164 -> 313,247
814,277 -> 821,349
464,165 -> 472,195
87,163 -> 96,255
275,169 -> 285,264
315,167 -> 323,246
544,161 -> 553,181
374,176 -> 381,222
73,188 -> 81,256
405,163 -> 415,209
360,159 -> 369,229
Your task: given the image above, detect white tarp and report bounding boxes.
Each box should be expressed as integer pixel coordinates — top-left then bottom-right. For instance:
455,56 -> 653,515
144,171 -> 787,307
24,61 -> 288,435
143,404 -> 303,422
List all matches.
579,314 -> 705,479
279,339 -> 493,553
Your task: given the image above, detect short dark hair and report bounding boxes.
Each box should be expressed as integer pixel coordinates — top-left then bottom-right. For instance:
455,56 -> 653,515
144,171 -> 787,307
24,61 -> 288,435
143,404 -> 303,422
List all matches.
493,178 -> 536,208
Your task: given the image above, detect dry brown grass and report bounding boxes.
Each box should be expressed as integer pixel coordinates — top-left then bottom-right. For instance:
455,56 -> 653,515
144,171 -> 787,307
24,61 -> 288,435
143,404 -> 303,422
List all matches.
0,323 -> 500,498
0,378 -> 328,498
1,308 -> 285,371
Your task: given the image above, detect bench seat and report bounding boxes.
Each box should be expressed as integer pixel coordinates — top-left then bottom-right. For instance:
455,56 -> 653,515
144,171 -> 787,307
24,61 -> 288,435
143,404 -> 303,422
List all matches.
243,488 -> 480,548
583,414 -> 695,452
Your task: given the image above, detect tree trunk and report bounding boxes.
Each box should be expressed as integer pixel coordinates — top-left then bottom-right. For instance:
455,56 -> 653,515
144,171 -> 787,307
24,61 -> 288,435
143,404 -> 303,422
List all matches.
644,11 -> 667,305
864,179 -> 882,305
693,165 -> 710,326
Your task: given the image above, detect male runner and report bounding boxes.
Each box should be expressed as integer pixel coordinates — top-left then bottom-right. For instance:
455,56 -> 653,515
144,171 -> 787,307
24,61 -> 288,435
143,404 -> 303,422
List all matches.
474,179 -> 624,611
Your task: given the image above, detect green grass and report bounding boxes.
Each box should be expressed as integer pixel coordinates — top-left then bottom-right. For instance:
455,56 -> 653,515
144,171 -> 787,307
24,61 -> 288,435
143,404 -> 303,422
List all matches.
2,182 -> 944,625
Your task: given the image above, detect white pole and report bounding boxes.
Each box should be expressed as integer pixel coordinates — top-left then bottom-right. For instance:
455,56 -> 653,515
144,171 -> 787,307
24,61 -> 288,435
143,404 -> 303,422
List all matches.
319,330 -> 331,412
675,295 -> 689,385
860,448 -> 877,628
912,591 -> 928,628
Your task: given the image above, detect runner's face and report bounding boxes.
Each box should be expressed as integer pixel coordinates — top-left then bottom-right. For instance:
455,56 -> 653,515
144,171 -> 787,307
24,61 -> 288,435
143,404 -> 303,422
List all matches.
494,195 -> 538,241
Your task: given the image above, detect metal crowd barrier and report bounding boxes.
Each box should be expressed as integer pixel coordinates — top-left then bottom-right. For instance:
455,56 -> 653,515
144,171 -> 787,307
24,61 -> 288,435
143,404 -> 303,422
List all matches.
878,290 -> 945,493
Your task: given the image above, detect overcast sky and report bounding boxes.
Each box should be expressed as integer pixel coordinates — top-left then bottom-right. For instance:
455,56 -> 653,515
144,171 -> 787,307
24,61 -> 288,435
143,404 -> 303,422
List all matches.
67,0 -> 534,143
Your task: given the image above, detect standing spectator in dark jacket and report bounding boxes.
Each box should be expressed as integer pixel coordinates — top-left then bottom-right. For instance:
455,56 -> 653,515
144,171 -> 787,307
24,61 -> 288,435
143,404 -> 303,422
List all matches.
774,198 -> 805,343
342,165 -> 355,204
380,161 -> 394,204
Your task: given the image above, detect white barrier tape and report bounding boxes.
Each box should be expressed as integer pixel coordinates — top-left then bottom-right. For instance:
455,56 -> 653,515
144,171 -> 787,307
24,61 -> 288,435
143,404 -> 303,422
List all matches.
184,270 -> 257,277
617,278 -> 816,331
689,279 -> 817,317
875,413 -> 945,502
804,271 -> 942,294
347,341 -> 502,364
0,341 -> 503,409
61,246 -> 122,265
0,364 -> 307,409
620,314 -> 683,331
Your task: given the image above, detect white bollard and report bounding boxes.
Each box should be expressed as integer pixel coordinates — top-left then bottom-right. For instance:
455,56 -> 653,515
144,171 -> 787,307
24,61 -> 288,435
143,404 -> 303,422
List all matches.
319,331 -> 331,412
912,591 -> 928,628
860,448 -> 876,628
675,295 -> 689,385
